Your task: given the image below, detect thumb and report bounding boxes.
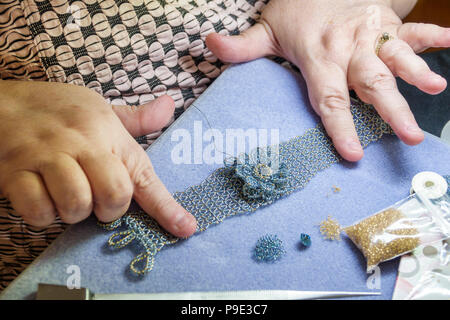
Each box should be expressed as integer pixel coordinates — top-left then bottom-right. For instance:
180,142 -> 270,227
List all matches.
124,145 -> 197,238
205,21 -> 278,63
112,95 -> 175,138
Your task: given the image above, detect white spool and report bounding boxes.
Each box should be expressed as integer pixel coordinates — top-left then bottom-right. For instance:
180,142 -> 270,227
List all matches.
410,171 -> 448,199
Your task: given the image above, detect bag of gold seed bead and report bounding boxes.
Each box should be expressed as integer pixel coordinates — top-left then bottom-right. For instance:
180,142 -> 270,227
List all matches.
344,190 -> 450,272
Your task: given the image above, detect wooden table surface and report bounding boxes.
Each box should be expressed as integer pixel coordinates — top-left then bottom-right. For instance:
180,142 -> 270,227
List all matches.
404,0 -> 450,52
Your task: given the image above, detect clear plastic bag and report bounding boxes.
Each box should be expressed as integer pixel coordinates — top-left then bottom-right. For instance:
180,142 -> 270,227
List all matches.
344,189 -> 450,272
405,268 -> 450,300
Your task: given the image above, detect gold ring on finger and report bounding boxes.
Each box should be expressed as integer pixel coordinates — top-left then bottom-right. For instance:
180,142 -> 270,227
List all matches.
375,32 -> 394,56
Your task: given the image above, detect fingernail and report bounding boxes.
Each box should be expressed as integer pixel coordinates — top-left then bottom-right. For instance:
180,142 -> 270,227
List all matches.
428,73 -> 444,83
348,141 -> 362,152
406,123 -> 421,133
175,212 -> 195,232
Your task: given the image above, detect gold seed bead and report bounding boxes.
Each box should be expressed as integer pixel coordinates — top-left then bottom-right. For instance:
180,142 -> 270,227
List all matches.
344,209 -> 420,270
319,215 -> 342,241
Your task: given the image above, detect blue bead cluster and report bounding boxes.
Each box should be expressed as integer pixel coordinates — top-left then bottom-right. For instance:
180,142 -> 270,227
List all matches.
253,234 -> 286,262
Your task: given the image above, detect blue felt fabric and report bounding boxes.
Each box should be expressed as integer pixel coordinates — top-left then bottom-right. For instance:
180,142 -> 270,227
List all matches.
1,58 -> 450,300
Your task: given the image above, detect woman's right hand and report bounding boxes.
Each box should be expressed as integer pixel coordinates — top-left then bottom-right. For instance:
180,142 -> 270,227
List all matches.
0,80 -> 197,237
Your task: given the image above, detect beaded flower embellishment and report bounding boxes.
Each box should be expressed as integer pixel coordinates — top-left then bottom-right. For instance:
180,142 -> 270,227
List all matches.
226,146 -> 290,202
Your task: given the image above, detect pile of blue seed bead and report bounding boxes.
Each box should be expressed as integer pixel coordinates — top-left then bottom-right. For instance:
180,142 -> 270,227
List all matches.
253,234 -> 286,262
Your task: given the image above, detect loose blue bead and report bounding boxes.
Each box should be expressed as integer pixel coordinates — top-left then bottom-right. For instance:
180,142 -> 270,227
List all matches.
300,233 -> 311,247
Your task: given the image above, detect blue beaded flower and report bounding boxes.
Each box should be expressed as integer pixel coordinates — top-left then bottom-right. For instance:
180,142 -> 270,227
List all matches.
226,147 -> 290,202
253,234 -> 286,262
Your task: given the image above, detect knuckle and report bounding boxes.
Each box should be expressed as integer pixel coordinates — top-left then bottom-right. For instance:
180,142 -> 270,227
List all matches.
101,183 -> 133,209
133,165 -> 156,191
321,25 -> 342,47
402,22 -> 423,37
318,89 -> 349,116
58,192 -> 92,217
38,155 -> 70,174
360,72 -> 396,92
77,150 -> 98,164
37,158 -> 58,173
354,38 -> 371,52
321,29 -> 352,62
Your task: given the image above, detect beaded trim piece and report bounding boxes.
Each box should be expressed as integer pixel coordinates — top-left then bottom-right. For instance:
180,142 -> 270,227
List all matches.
99,100 -> 394,275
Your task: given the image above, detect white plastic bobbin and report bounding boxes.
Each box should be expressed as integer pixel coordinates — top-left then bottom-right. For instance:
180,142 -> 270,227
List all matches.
410,171 -> 448,199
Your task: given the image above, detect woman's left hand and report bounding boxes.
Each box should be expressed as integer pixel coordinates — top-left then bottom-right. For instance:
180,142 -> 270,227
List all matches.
206,0 -> 450,161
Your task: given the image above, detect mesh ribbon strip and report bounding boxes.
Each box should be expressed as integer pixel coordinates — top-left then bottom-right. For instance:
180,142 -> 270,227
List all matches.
99,99 -> 394,275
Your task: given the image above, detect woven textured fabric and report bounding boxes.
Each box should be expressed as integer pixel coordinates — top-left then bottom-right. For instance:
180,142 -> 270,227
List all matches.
0,199 -> 66,291
101,100 -> 394,275
20,0 -> 268,109
0,0 -> 47,80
